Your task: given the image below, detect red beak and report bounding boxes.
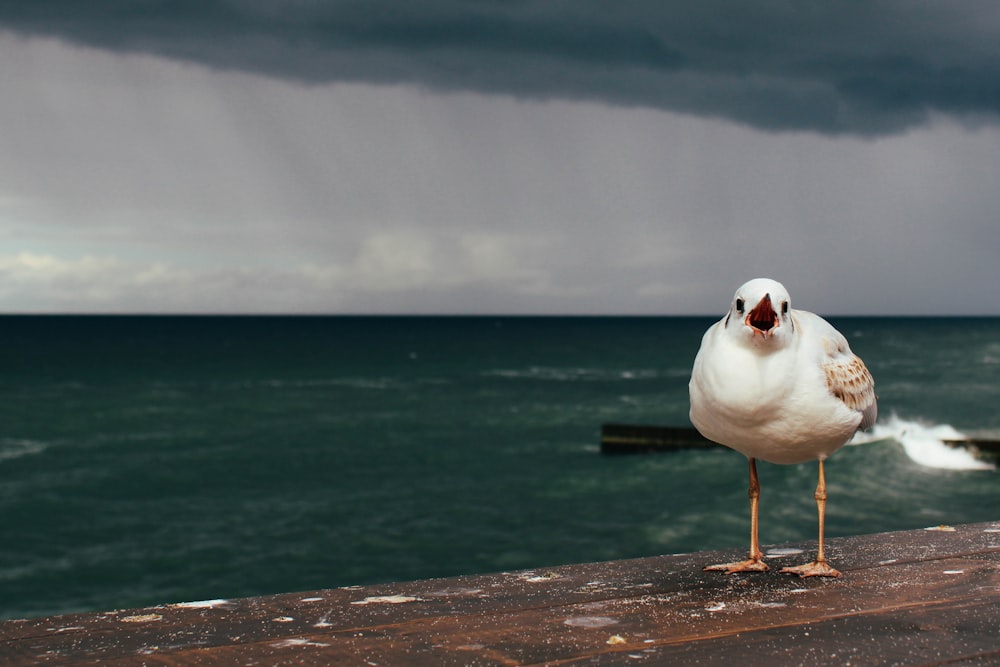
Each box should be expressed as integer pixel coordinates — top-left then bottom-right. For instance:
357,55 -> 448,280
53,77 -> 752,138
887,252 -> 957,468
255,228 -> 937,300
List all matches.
746,293 -> 778,334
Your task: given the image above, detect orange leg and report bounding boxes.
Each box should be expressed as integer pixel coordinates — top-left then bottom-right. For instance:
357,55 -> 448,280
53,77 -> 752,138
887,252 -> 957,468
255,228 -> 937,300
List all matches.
705,458 -> 768,574
781,459 -> 841,578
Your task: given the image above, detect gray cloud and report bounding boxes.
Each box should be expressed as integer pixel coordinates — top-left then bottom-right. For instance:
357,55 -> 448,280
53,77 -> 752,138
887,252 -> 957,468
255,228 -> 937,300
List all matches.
2,1 -> 1000,135
1,9 -> 999,315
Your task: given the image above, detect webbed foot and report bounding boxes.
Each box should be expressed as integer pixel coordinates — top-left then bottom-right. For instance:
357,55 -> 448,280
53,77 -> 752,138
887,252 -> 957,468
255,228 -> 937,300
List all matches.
779,560 -> 841,578
704,558 -> 769,574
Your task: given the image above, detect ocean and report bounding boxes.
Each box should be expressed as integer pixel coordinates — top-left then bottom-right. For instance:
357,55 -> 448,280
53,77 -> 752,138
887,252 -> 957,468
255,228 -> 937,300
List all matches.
1,315 -> 997,621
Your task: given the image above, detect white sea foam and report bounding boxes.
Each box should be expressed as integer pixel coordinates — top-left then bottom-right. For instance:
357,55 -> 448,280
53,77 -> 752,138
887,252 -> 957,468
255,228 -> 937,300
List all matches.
850,414 -> 995,471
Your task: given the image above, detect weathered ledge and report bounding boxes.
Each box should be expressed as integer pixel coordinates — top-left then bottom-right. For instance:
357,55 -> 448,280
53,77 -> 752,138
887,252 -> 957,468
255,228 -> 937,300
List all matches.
1,522 -> 998,666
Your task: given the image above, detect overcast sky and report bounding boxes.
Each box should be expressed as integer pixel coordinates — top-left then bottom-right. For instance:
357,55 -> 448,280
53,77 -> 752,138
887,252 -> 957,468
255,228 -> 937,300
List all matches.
1,1 -> 999,314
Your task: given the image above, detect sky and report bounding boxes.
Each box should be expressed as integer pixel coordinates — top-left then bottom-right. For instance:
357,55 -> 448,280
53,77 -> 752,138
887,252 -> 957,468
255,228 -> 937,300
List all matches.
1,1 -> 999,315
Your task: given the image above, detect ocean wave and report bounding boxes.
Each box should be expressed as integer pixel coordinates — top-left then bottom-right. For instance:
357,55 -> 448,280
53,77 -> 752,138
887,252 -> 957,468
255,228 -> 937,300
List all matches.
982,342 -> 1000,364
244,377 -> 401,391
484,367 -> 676,382
850,414 -> 995,471
0,439 -> 48,463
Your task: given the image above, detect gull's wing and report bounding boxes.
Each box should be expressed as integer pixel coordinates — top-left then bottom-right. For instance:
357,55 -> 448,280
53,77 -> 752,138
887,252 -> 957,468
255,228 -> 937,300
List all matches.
824,354 -> 878,431
795,310 -> 878,432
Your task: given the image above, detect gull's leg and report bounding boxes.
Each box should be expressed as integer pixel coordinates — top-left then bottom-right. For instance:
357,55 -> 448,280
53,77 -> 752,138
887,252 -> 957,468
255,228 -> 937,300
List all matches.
747,457 -> 765,563
781,458 -> 841,578
705,457 -> 768,574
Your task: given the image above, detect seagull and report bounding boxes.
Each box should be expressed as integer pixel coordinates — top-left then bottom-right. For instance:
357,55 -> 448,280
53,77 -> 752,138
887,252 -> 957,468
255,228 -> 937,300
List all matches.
689,278 -> 876,577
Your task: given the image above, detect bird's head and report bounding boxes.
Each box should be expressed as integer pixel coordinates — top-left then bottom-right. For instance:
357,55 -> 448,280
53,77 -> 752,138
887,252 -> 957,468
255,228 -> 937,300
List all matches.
725,278 -> 794,347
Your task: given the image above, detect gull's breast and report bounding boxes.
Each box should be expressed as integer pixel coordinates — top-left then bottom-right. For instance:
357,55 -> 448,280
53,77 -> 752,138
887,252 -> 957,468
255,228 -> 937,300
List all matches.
690,337 -> 862,465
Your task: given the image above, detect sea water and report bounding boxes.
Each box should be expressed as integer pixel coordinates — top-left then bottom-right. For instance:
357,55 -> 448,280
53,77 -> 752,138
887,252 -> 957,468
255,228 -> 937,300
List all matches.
0,316 -> 996,620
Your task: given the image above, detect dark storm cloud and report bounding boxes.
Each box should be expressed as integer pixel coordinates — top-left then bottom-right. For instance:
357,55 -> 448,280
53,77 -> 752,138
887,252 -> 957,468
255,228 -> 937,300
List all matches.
2,1 -> 1000,135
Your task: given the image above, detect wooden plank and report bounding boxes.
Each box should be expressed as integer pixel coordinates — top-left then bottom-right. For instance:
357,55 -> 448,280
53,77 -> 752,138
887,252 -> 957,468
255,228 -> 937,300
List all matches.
599,424 -> 716,454
1,522 -> 998,666
943,438 -> 1000,460
600,423 -> 1000,460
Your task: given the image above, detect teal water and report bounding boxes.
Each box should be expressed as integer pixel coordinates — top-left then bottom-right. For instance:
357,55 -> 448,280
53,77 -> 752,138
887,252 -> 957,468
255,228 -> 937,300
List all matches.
0,316 -> 997,620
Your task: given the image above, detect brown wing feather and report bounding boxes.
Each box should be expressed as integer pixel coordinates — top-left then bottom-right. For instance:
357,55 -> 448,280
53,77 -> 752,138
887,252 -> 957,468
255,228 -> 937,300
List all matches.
824,355 -> 877,430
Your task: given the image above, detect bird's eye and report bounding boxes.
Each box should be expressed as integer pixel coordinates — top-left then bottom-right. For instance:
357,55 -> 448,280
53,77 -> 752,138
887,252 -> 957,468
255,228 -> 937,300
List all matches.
735,298 -> 744,313
781,301 -> 789,314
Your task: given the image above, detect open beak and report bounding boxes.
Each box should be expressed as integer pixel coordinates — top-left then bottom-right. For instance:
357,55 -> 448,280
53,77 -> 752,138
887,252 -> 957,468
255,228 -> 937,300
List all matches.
746,293 -> 779,336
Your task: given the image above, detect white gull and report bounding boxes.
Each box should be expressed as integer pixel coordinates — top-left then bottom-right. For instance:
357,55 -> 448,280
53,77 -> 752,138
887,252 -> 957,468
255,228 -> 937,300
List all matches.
689,278 -> 877,577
